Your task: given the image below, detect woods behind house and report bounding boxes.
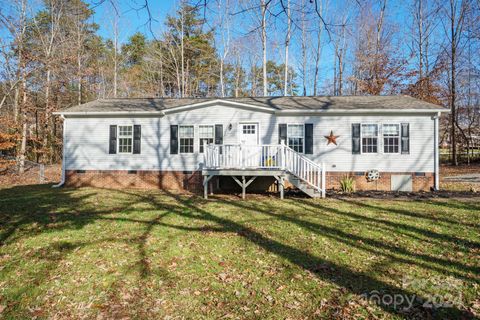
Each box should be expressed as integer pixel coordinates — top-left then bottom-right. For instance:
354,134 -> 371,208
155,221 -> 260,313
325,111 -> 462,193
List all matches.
0,0 -> 479,170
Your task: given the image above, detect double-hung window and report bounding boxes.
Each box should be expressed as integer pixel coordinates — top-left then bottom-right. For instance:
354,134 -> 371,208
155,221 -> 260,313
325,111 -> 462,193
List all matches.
287,124 -> 304,153
179,125 -> 194,153
383,124 -> 400,153
361,124 -> 378,153
118,125 -> 133,153
199,125 -> 214,153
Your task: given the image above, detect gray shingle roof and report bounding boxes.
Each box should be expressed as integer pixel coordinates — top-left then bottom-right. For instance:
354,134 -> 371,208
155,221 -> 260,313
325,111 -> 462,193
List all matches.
58,95 -> 447,114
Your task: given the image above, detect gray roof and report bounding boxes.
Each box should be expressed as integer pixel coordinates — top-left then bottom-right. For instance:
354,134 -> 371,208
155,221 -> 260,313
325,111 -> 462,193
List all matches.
58,95 -> 447,114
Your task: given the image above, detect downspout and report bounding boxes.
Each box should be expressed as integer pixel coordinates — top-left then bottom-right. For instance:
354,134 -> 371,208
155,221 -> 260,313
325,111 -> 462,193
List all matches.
52,115 -> 66,188
433,112 -> 440,191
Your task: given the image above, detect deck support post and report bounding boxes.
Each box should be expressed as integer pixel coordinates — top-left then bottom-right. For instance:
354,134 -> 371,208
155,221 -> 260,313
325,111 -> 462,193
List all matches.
203,175 -> 214,199
232,176 -> 257,200
241,176 -> 246,199
279,176 -> 284,199
274,175 -> 285,199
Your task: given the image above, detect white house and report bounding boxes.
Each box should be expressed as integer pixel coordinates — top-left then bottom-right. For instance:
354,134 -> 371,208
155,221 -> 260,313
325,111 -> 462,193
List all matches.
54,96 -> 448,198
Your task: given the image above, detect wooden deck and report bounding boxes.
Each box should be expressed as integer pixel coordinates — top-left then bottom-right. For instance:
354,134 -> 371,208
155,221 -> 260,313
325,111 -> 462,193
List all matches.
202,168 -> 287,200
202,142 -> 326,200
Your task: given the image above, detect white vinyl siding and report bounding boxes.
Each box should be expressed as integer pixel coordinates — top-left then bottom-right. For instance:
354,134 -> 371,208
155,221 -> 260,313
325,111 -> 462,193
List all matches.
64,104 -> 435,173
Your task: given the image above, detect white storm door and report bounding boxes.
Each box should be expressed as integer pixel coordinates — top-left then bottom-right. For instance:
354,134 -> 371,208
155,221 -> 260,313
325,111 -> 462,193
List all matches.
239,123 -> 258,145
239,123 -> 260,167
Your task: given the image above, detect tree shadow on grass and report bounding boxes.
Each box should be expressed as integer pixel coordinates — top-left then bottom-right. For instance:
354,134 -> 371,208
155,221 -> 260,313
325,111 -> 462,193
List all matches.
155,191 -> 477,319
209,197 -> 480,281
0,185 -> 477,318
340,197 -> 480,229
297,198 -> 480,251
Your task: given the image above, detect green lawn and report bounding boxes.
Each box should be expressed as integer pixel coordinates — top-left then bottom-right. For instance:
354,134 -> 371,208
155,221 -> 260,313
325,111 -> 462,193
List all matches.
0,186 -> 479,319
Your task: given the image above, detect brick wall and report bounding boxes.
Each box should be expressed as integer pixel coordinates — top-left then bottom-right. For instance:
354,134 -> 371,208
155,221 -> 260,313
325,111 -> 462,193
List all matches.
65,170 -> 433,192
326,172 -> 434,192
65,170 -> 203,192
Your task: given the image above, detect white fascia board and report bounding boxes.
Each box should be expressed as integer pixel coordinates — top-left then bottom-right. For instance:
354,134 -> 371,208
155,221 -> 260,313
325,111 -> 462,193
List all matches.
52,111 -> 165,117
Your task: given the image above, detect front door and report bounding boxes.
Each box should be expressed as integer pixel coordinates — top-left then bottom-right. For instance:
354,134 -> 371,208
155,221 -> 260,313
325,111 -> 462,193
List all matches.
239,123 -> 260,167
239,123 -> 258,145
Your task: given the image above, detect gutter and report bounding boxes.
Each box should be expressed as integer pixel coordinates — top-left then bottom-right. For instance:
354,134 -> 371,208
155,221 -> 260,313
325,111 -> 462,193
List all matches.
52,115 -> 66,188
275,108 -> 450,115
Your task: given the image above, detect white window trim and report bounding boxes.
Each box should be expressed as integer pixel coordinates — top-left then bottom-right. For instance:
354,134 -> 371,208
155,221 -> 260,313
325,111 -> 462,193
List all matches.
360,123 -> 379,154
117,125 -> 133,154
198,124 -> 215,153
179,124 -> 195,154
382,123 -> 401,154
359,122 -> 405,155
286,123 -> 305,154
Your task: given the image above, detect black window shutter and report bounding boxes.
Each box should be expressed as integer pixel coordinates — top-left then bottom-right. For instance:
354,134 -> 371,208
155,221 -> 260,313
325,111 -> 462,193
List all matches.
215,124 -> 223,144
304,123 -> 313,154
109,125 -> 117,154
352,123 -> 361,154
170,125 -> 178,154
133,125 -> 141,154
401,123 -> 410,154
278,124 -> 287,144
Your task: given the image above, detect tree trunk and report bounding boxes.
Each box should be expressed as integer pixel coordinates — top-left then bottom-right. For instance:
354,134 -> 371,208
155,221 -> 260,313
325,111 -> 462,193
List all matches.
301,1 -> 307,97
180,6 -> 185,98
43,68 -> 51,163
17,0 -> 27,173
450,0 -> 457,166
19,74 -> 27,174
261,0 -> 267,96
313,24 -> 322,96
283,0 -> 290,96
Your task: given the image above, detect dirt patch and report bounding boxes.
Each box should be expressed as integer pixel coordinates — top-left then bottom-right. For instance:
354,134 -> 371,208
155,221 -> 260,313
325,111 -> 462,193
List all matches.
327,189 -> 479,200
0,163 -> 61,188
441,163 -> 480,176
440,164 -> 480,192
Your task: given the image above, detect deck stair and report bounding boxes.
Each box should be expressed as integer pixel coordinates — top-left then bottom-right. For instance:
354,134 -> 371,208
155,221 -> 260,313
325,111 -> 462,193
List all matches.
285,174 -> 323,198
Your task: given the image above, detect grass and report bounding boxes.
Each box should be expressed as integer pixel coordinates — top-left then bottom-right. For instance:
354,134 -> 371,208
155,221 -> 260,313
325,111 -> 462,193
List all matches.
0,185 -> 479,319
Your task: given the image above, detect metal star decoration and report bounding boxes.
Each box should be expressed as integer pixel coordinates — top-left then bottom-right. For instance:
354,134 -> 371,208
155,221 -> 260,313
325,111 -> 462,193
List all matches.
324,130 -> 339,145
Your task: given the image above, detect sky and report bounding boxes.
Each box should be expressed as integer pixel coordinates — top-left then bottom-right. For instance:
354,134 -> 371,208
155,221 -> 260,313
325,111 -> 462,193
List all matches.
92,0 -> 174,41
0,0 -> 431,96
89,0 -> 343,94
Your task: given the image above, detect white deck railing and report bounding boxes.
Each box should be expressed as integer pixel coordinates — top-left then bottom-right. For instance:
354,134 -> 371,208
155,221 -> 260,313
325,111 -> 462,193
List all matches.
204,142 -> 326,196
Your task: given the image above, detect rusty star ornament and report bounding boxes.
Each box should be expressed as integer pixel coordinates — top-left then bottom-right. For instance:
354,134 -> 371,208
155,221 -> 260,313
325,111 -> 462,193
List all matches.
324,130 -> 339,145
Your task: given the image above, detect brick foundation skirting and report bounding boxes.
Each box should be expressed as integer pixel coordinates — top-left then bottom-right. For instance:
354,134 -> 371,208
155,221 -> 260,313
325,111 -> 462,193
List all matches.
65,170 -> 203,192
324,172 -> 433,192
65,170 -> 434,193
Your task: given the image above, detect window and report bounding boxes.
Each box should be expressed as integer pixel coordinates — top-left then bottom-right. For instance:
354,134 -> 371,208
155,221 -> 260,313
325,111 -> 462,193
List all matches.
118,125 -> 133,153
179,125 -> 194,153
361,124 -> 378,153
287,124 -> 304,153
242,124 -> 256,134
199,125 -> 214,153
383,124 -> 400,153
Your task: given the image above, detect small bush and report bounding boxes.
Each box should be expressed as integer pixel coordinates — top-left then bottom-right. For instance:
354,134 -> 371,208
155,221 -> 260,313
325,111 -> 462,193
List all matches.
340,176 -> 355,193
